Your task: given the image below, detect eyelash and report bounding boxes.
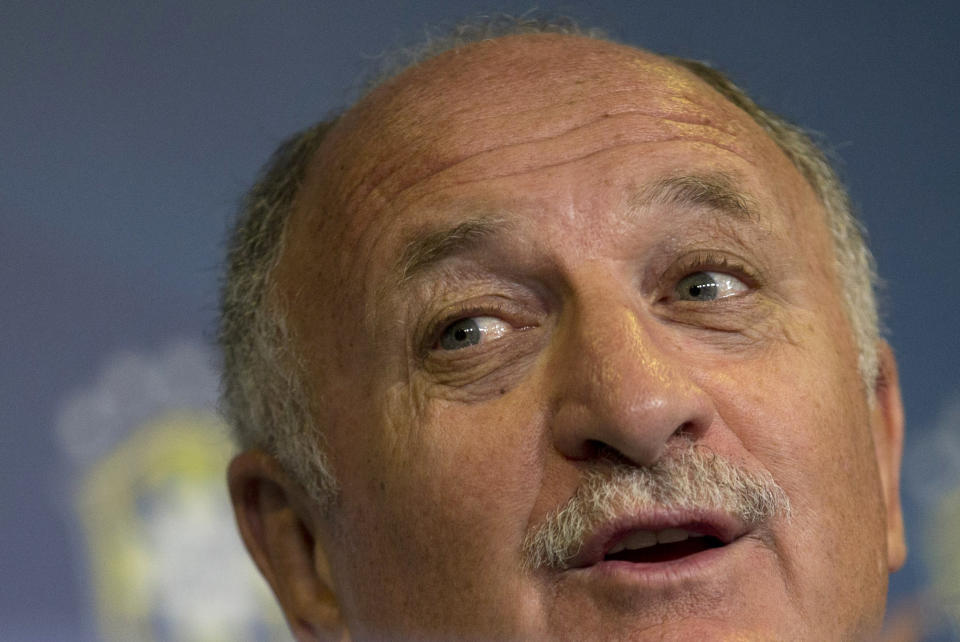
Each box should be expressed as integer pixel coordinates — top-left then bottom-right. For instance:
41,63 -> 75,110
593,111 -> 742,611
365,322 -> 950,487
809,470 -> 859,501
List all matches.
663,251 -> 760,295
420,252 -> 759,352
423,300 -> 518,354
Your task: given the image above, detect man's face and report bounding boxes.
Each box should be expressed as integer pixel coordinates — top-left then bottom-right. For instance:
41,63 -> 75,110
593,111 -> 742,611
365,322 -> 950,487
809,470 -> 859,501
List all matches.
270,35 -> 904,639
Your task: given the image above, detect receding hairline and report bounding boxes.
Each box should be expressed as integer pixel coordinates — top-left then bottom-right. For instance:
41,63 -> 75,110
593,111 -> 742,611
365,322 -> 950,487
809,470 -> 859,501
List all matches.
218,18 -> 881,509
277,29 -> 873,374
279,30 -> 859,362
305,32 -> 708,186
293,32 -> 777,269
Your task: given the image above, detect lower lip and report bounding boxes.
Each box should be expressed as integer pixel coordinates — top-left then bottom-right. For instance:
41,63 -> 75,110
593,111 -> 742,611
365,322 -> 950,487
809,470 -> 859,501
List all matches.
570,536 -> 745,588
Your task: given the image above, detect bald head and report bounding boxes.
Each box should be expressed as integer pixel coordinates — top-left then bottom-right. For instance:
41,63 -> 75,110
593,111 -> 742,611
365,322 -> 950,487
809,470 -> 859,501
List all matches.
223,25 -> 902,641
283,35 -> 790,309
303,35 -> 764,234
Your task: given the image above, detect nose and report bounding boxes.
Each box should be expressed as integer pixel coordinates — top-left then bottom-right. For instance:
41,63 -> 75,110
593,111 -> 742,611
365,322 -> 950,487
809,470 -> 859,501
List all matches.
548,297 -> 714,467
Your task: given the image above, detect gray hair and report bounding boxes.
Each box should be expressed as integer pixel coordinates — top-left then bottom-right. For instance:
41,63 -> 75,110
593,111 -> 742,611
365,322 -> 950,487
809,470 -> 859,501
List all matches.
218,14 -> 880,507
219,122 -> 339,503
522,440 -> 791,570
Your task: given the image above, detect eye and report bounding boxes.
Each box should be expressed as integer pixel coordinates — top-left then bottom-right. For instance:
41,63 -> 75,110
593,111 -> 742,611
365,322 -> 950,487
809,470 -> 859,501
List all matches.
437,316 -> 511,350
674,271 -> 747,301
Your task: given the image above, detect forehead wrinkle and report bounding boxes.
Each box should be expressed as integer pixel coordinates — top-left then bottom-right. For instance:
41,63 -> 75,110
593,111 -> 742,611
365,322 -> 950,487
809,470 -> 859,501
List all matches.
385,136 -> 754,226
400,116 -> 746,199
329,90 -> 754,233
434,87 -> 742,135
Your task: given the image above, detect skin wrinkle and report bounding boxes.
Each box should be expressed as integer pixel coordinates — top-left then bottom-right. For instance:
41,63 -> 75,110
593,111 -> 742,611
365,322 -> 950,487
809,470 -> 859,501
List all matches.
378,121 -> 754,216
378,174 -> 802,401
295,43 -> 781,324
395,172 -> 763,294
417,85 -> 742,135
347,141 -> 756,324
413,216 -> 744,313
745,323 -> 858,611
302,79 -> 777,316
687,372 -> 801,606
379,143 -> 768,257
317,78 -> 757,235
245,33 -> 903,640
404,200 -> 785,390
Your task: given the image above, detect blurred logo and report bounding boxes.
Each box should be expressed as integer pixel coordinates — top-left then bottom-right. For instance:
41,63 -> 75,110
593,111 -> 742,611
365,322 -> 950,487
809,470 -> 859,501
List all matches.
57,341 -> 289,641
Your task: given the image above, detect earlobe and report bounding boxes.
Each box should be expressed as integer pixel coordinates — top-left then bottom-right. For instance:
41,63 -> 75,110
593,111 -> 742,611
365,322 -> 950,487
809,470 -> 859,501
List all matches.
871,341 -> 907,572
228,450 -> 348,641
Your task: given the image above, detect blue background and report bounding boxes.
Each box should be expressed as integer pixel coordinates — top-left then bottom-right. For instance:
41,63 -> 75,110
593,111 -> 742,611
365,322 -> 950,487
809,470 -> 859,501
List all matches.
3,1 -> 958,639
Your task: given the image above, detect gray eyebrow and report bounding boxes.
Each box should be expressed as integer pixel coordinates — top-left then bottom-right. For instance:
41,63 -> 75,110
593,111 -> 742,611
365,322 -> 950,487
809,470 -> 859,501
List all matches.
632,172 -> 760,223
394,173 -> 756,286
395,216 -> 512,285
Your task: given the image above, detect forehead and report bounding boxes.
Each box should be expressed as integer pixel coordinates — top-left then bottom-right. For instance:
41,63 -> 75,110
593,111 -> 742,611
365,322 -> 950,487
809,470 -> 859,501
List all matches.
306,35 -> 770,218
276,33 -> 822,325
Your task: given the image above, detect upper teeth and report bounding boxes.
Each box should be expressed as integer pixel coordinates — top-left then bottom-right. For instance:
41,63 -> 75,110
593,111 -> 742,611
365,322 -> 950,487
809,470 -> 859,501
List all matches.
607,529 -> 704,554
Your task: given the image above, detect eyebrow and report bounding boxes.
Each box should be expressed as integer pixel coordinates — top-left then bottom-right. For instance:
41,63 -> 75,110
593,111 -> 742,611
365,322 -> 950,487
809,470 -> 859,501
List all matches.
393,173 -> 758,286
631,172 -> 760,223
395,216 -> 512,285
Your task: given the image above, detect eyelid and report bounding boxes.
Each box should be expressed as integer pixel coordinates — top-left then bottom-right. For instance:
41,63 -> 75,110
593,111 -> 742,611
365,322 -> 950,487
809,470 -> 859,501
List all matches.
677,271 -> 747,300
657,250 -> 761,301
437,315 -> 511,351
668,251 -> 758,283
421,299 -> 522,356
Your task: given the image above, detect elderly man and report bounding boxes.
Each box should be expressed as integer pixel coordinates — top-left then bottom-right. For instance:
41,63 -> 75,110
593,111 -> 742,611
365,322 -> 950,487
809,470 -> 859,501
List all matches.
220,17 -> 906,641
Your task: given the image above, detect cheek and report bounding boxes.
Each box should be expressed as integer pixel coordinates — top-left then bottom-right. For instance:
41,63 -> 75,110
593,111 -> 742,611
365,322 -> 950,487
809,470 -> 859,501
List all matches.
707,319 -> 879,511
394,390 -> 546,539
699,319 -> 889,625
327,383 -> 547,633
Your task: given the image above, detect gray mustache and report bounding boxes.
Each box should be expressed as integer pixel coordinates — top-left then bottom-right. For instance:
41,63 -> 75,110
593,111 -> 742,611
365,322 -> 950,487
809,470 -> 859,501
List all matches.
522,443 -> 791,570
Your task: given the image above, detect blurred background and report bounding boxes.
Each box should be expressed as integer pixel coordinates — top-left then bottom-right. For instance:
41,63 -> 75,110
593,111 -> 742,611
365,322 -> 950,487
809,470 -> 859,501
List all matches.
2,1 -> 958,640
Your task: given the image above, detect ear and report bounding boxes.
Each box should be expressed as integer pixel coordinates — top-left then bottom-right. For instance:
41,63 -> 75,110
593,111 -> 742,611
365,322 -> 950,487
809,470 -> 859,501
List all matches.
228,450 -> 348,641
870,341 -> 907,572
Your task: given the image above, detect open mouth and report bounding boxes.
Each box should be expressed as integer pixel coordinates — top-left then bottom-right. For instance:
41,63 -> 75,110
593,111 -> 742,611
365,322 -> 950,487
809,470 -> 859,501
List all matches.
602,528 -> 726,564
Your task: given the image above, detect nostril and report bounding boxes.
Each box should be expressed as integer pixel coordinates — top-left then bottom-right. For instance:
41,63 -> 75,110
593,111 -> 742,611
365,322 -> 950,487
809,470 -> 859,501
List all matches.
671,420 -> 703,441
550,388 -> 713,467
583,439 -> 604,459
593,442 -> 635,466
